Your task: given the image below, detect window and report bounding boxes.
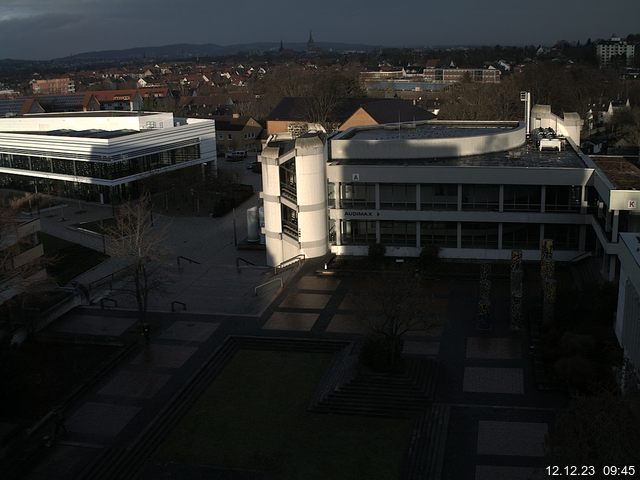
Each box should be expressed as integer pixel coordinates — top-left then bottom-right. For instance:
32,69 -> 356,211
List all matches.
461,222 -> 499,248
545,186 -> 581,212
379,184 -> 415,210
421,184 -> 457,210
420,222 -> 457,247
281,205 -> 298,238
340,183 -> 375,209
341,220 -> 376,245
544,224 -> 580,250
380,221 -> 416,246
462,185 -> 499,211
502,223 -> 540,249
503,185 -> 541,212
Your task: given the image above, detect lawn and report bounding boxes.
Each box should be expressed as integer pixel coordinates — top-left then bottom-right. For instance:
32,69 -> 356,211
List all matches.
155,349 -> 412,479
40,232 -> 109,284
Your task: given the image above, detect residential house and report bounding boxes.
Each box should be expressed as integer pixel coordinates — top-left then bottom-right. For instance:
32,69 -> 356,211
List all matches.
213,114 -> 263,154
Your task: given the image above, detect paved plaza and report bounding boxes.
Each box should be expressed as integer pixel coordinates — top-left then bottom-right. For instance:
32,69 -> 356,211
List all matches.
25,253 -> 565,480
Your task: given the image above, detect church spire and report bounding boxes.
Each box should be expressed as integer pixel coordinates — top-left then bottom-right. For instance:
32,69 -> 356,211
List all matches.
307,30 -> 316,52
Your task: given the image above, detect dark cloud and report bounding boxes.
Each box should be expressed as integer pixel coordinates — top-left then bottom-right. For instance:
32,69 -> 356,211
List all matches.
0,0 -> 639,60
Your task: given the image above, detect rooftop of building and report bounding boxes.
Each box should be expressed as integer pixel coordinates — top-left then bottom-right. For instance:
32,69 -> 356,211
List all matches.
337,120 -> 517,141
330,137 -> 586,169
592,156 -> 640,190
19,111 -> 160,118
11,129 -> 140,139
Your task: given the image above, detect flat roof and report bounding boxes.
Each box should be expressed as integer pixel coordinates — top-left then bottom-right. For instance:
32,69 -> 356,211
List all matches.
4,129 -> 140,139
592,156 -> 640,190
339,121 -> 518,141
330,140 -> 586,169
21,111 -> 159,118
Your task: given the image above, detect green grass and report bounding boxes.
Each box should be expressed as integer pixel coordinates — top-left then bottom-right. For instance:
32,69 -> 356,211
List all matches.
40,232 -> 109,284
156,349 -> 412,479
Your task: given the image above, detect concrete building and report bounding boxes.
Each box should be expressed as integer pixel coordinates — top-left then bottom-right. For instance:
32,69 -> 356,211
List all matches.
31,78 -> 75,95
597,36 -> 636,67
0,111 -> 216,204
213,114 -> 263,154
259,99 -> 640,385
0,217 -> 46,306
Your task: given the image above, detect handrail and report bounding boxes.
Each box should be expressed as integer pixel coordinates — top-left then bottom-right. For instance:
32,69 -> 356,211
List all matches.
177,255 -> 201,266
171,301 -> 187,312
254,277 -> 283,296
274,253 -> 305,275
100,298 -> 118,309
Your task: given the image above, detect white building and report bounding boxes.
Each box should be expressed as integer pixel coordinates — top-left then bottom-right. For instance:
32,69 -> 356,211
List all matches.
0,111 -> 216,203
596,36 -> 636,67
259,100 -> 640,385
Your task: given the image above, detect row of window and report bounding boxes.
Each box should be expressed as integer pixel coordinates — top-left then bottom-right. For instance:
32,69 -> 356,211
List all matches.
339,220 -> 580,250
0,145 -> 201,180
330,183 -> 582,213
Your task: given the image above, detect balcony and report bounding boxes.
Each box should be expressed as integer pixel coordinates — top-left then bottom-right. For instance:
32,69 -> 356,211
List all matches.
282,221 -> 299,239
280,184 -> 297,202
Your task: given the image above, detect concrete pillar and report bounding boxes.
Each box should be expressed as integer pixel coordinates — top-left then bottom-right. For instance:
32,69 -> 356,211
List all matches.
415,184 -> 420,211
579,225 -> 586,252
580,185 -> 587,214
375,184 -> 380,210
539,224 -> 545,255
540,186 -> 546,213
376,220 -> 381,243
608,254 -> 617,282
457,222 -> 462,249
612,210 -> 620,242
498,223 -> 503,250
499,185 -> 504,213
335,219 -> 342,246
416,221 -> 421,248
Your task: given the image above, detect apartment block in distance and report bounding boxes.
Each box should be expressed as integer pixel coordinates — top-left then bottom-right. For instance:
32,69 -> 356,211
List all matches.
31,78 -> 76,95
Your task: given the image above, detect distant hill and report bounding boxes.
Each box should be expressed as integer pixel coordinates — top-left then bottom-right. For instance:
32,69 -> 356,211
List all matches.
53,42 -> 380,63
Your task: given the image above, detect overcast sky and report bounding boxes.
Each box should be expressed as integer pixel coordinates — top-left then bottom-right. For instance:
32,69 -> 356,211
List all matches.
0,0 -> 639,60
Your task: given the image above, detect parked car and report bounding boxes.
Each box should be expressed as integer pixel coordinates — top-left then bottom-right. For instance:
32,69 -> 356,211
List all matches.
225,150 -> 247,161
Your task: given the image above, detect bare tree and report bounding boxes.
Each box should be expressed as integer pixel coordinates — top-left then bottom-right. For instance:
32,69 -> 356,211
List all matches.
106,193 -> 170,341
354,273 -> 442,369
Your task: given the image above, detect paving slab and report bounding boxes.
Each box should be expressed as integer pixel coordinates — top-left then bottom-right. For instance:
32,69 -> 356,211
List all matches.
262,312 -> 318,331
402,340 -> 440,356
159,321 -> 219,342
98,371 -> 171,399
26,444 -> 101,480
279,292 -> 331,309
297,275 -> 341,291
130,344 -> 198,369
476,421 -> 548,457
476,465 -> 543,480
67,402 -> 141,437
466,337 -> 522,360
325,314 -> 367,334
49,314 -> 136,337
463,367 -> 524,394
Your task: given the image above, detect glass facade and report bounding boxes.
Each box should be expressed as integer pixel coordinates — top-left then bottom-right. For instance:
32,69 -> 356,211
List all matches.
420,184 -> 458,210
461,222 -> 499,248
380,221 -> 417,246
0,144 -> 201,181
503,185 -> 541,212
544,224 -> 580,250
379,184 -> 416,210
502,223 -> 540,249
545,185 -> 581,212
340,183 -> 376,209
341,220 -> 376,245
420,221 -> 457,247
462,185 -> 500,211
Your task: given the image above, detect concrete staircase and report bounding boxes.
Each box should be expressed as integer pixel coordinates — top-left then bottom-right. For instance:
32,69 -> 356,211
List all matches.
311,358 -> 439,418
